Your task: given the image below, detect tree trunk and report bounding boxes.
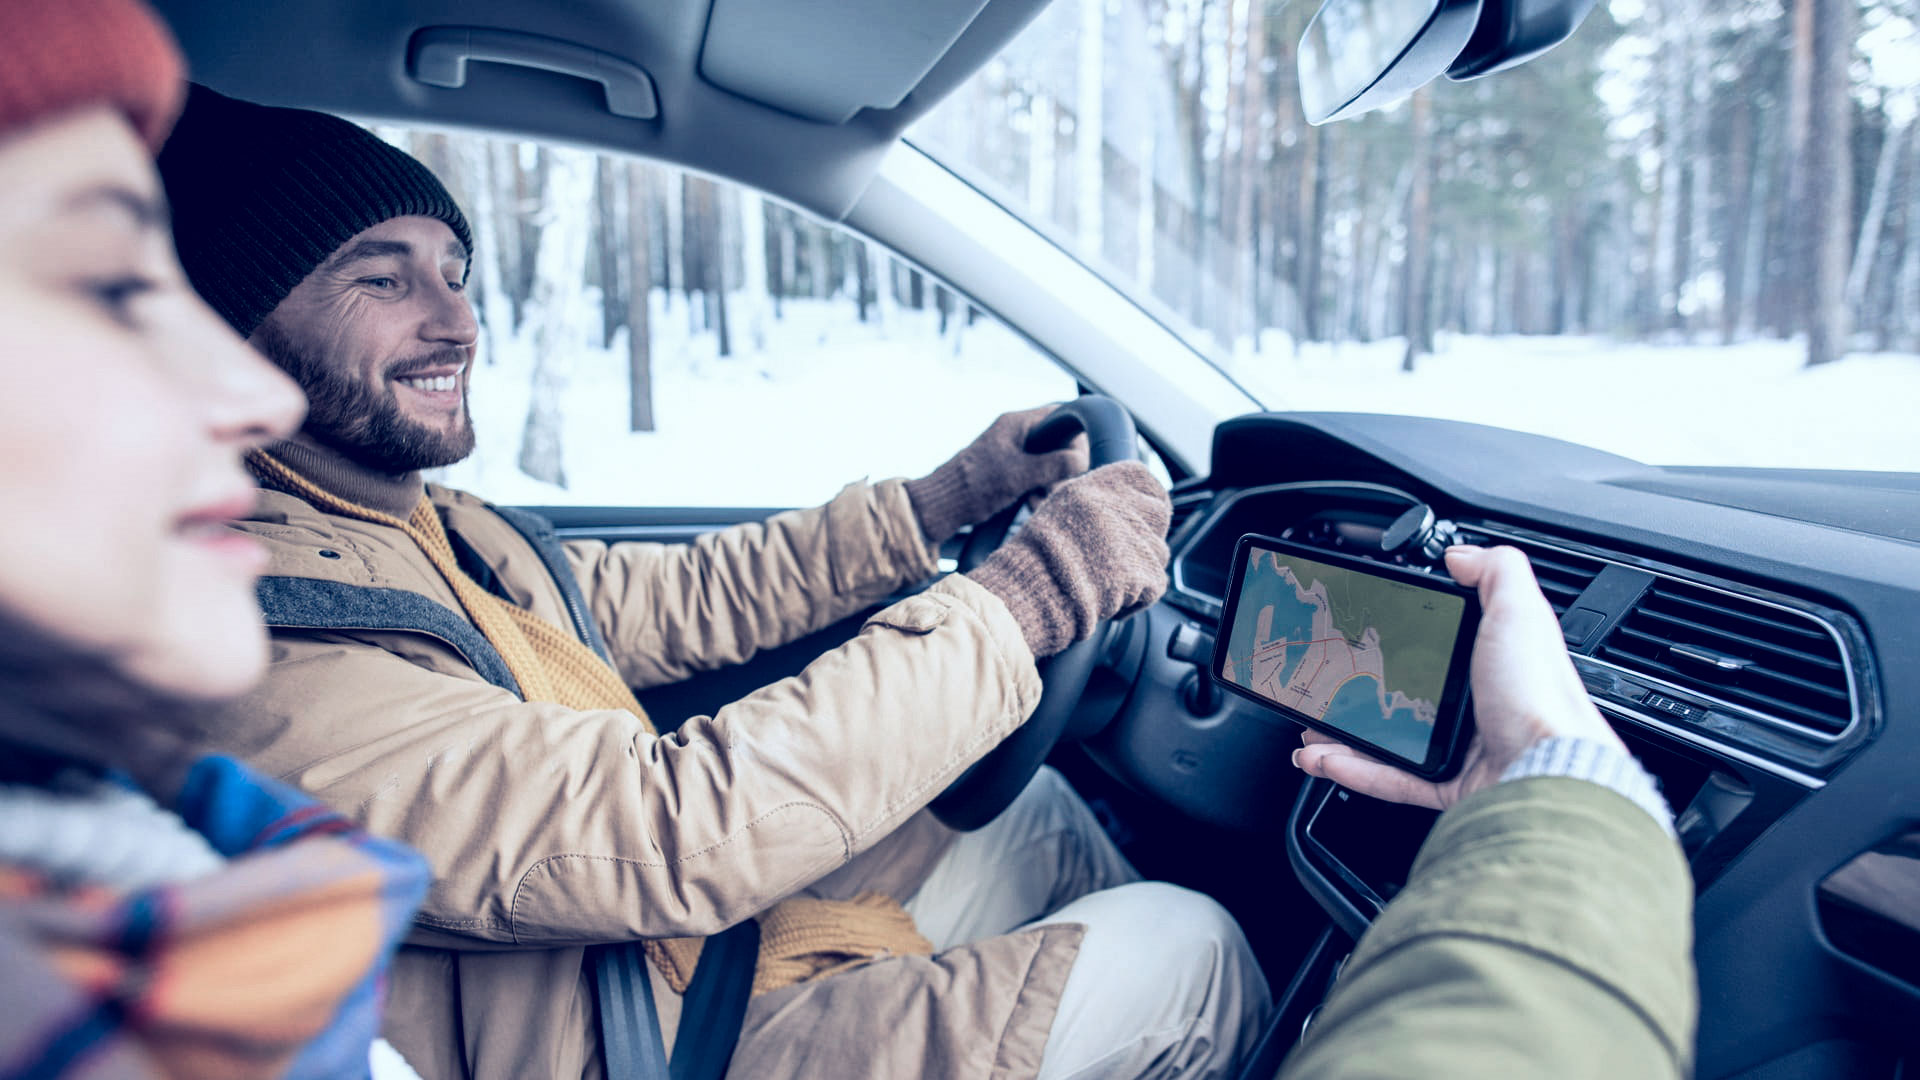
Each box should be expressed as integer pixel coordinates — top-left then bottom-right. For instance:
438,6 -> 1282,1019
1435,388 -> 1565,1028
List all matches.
1136,124 -> 1156,295
710,185 -> 732,358
1300,123 -> 1328,342
1849,117 -> 1910,311
488,142 -> 526,332
1774,0 -> 1815,337
461,137 -> 512,363
809,225 -> 831,300
1029,92 -> 1056,222
737,188 -> 769,353
1722,91 -> 1757,344
681,176 -> 707,333
1075,0 -> 1104,257
662,170 -> 685,301
596,157 -> 627,349
868,240 -> 896,327
775,207 -> 797,319
511,147 -> 547,333
1652,1 -> 1688,333
853,238 -> 873,322
626,163 -> 655,433
1231,0 -> 1267,347
1684,7 -> 1712,334
1402,89 -> 1435,370
1897,134 -> 1920,352
517,149 -> 596,488
1803,0 -> 1855,367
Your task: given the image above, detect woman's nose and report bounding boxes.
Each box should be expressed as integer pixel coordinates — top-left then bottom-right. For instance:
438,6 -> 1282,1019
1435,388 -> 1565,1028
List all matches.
183,299 -> 307,446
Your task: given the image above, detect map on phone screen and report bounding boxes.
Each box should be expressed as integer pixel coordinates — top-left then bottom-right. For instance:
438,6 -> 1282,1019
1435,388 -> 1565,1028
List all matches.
1219,546 -> 1466,761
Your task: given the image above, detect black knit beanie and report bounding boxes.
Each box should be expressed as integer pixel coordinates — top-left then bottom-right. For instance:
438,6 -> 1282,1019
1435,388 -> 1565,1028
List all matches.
157,84 -> 473,337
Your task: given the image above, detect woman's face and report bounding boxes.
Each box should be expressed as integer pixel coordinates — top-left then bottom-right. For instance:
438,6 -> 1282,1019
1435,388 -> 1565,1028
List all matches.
0,108 -> 304,702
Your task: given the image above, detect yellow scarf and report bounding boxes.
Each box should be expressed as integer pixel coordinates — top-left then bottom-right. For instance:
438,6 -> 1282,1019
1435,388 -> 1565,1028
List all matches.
249,450 -> 930,995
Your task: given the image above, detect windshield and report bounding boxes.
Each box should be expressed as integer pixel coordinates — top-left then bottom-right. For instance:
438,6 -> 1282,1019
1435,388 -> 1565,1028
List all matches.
911,0 -> 1920,471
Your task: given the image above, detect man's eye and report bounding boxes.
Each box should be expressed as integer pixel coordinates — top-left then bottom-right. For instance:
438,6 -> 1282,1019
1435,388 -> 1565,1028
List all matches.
361,276 -> 400,290
87,275 -> 157,327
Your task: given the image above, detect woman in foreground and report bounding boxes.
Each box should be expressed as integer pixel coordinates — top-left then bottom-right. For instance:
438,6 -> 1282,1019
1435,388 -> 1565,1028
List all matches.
0,1 -> 429,1075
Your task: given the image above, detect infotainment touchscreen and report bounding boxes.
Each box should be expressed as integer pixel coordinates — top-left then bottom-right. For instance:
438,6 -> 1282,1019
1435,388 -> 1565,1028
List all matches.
1212,534 -> 1481,780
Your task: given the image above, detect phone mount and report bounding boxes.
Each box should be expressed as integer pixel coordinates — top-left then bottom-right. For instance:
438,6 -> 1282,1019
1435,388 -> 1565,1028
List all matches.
1380,501 -> 1458,561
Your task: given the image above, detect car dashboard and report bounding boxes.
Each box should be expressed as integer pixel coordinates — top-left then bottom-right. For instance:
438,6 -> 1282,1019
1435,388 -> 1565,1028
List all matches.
1085,411 -> 1920,1077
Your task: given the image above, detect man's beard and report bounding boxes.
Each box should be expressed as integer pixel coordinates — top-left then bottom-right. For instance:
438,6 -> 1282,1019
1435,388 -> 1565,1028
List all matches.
253,321 -> 477,475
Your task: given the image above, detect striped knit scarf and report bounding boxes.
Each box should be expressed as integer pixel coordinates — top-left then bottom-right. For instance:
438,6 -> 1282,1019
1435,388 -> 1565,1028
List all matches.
249,451 -> 931,996
0,754 -> 430,1080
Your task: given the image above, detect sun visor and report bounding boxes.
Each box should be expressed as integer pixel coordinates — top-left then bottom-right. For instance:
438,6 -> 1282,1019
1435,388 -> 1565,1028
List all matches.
698,0 -> 995,124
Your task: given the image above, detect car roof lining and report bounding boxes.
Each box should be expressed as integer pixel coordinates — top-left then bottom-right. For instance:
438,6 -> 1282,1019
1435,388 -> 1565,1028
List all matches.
147,0 -> 1049,221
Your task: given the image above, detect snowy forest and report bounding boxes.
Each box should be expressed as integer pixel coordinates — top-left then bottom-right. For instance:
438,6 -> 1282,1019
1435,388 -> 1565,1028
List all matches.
914,0 -> 1920,369
376,0 -> 1919,503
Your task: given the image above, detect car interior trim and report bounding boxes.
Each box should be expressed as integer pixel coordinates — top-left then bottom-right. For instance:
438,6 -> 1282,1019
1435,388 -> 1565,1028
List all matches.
1592,702 -> 1825,790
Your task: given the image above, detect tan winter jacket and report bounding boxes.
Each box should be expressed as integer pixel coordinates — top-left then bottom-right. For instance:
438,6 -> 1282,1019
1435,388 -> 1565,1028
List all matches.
209,443 -> 1078,1080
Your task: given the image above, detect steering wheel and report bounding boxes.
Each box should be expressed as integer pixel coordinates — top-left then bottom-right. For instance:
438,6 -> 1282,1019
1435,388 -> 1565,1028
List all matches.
927,396 -> 1139,831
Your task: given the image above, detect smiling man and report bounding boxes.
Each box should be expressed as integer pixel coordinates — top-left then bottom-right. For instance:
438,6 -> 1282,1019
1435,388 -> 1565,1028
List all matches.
157,85 -> 1268,1080
248,222 -> 480,475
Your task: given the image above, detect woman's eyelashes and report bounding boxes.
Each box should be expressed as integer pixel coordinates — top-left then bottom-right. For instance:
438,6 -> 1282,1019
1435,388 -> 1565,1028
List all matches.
85,273 -> 158,328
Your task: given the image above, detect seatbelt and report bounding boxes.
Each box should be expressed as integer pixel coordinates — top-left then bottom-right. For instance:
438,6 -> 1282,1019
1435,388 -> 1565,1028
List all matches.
592,920 -> 762,1080
592,942 -> 668,1078
669,920 -> 761,1080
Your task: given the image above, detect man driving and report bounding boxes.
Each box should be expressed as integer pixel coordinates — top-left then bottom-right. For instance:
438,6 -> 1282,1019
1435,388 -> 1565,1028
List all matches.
158,84 -> 1270,1080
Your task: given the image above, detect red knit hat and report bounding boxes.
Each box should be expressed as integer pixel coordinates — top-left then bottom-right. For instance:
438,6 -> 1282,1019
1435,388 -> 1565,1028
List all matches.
0,0 -> 186,151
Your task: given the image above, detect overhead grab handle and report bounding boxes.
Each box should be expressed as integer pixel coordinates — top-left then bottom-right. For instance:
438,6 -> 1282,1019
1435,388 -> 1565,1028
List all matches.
408,27 -> 659,120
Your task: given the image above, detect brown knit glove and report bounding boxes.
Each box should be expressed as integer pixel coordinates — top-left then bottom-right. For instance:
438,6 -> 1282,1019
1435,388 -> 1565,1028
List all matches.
905,404 -> 1091,544
966,462 -> 1172,659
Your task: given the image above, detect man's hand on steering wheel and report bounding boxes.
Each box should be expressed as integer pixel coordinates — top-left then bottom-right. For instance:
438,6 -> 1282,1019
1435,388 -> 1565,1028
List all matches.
906,404 -> 1091,546
966,463 -> 1172,659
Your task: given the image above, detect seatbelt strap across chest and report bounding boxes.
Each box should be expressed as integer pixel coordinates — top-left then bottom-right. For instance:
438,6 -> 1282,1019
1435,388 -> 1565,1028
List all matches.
593,920 -> 760,1080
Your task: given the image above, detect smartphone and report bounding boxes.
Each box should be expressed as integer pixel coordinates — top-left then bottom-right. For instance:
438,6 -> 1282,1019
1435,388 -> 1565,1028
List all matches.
1211,534 -> 1481,781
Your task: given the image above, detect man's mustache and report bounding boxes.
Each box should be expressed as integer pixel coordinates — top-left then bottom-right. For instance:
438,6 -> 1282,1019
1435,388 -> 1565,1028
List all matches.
385,349 -> 470,381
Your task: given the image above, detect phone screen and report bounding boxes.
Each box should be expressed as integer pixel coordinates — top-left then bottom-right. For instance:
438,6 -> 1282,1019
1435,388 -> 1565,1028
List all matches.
1217,540 -> 1471,766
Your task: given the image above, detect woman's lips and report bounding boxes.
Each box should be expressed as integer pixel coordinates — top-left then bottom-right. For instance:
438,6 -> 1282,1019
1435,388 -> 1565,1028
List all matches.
177,492 -> 268,572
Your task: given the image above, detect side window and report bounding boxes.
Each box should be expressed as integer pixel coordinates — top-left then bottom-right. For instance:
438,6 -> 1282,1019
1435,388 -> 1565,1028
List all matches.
370,127 -> 1080,507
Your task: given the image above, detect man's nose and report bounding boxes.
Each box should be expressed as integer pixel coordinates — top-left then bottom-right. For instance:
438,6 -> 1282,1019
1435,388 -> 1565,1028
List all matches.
424,279 -> 479,348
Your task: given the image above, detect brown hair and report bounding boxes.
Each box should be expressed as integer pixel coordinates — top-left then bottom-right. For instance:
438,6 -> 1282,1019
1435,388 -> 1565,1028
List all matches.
0,603 -> 200,795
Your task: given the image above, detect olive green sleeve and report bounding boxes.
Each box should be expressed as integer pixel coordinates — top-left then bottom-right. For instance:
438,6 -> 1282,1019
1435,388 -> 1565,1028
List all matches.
1279,777 -> 1696,1080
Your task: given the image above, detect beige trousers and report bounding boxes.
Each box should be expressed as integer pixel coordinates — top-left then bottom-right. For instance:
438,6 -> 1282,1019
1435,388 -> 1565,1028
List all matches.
901,768 -> 1273,1080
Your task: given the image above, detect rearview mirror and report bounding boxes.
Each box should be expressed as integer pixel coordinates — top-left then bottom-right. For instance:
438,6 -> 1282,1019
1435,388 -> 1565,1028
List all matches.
1298,0 -> 1483,125
1299,0 -> 1596,124
1445,0 -> 1599,79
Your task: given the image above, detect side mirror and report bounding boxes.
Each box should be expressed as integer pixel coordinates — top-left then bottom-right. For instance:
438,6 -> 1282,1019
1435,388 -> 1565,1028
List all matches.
1298,0 -> 1484,125
1298,0 -> 1596,124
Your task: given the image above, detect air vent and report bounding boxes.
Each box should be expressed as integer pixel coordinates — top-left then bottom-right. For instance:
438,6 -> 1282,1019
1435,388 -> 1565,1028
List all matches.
1596,580 -> 1852,737
1167,491 -> 1214,546
1461,531 -> 1604,615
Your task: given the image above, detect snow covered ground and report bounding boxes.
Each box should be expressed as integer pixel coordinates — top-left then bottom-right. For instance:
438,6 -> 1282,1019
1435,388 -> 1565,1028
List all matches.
438,294 -> 1078,507
438,296 -> 1919,508
1225,332 -> 1920,474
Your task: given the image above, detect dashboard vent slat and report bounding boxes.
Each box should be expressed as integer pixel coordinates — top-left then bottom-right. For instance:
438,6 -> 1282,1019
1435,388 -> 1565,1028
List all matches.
1597,580 -> 1853,737
1463,532 -> 1605,616
1632,609 -> 1844,674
